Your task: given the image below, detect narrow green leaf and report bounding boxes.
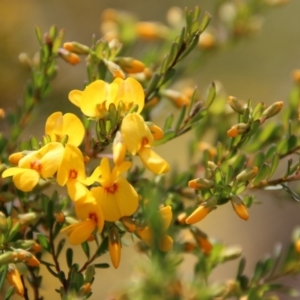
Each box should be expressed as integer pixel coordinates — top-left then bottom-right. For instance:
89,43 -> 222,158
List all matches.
175,105 -> 187,132
265,144 -> 277,161
95,237 -> 109,257
205,82 -> 216,108
145,72 -> 161,98
93,263 -> 110,269
56,239 -> 65,258
164,114 -> 174,131
214,168 -> 223,184
35,26 -> 43,46
166,42 -> 179,68
236,257 -> 246,278
178,35 -> 199,61
268,153 -> 279,179
37,233 -> 51,253
81,241 -> 90,259
85,265 -> 95,283
66,248 -> 73,269
5,286 -> 15,300
225,165 -> 234,185
277,135 -> 298,155
199,12 -> 211,33
253,152 -> 265,168
252,163 -> 270,185
0,265 -> 8,289
7,222 -> 21,242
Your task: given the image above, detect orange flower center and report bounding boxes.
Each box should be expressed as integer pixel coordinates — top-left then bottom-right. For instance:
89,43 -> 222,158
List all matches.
68,169 -> 78,179
89,212 -> 98,223
141,137 -> 149,147
105,183 -> 118,194
30,160 -> 42,172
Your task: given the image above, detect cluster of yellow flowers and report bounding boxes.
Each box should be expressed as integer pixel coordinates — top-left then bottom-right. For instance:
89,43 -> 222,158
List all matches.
2,77 -> 173,268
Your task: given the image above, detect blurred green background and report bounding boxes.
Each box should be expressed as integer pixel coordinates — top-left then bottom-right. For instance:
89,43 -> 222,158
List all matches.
1,0 -> 300,299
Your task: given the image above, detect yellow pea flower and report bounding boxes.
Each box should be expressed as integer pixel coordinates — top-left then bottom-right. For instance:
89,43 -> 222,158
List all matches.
45,112 -> 85,147
136,206 -> 173,252
56,144 -> 97,201
61,195 -> 104,245
120,113 -> 170,174
2,142 -> 64,192
68,77 -> 144,119
90,157 -> 138,222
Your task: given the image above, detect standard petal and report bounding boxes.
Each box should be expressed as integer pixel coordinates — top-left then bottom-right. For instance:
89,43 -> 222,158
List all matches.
45,112 -> 63,141
68,90 -> 83,107
40,144 -> 64,178
61,113 -> 85,146
67,181 -> 89,202
81,80 -> 109,118
138,147 -> 170,174
68,220 -> 95,245
13,169 -> 40,192
2,167 -> 26,178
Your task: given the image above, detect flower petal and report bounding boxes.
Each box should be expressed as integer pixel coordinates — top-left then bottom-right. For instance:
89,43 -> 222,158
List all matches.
65,220 -> 95,245
68,90 -> 83,107
159,206 -> 172,231
61,113 -> 85,146
159,234 -> 173,252
45,112 -> 63,140
138,147 -> 170,174
13,169 -> 40,192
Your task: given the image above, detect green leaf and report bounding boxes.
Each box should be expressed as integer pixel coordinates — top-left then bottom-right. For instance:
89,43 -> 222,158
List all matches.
5,286 -> 15,300
253,152 -> 265,168
166,42 -> 179,68
145,72 -> 161,98
81,241 -> 90,259
214,168 -> 223,185
93,263 -> 110,269
7,222 -> 21,242
277,135 -> 298,155
0,265 -> 8,289
236,257 -> 246,278
37,233 -> 51,253
265,144 -> 277,161
225,165 -> 234,185
66,248 -> 73,269
85,265 -> 95,283
56,238 -> 65,258
205,82 -> 216,108
175,105 -> 187,132
199,12 -> 211,33
268,153 -> 279,179
95,237 -> 109,257
252,163 -> 270,185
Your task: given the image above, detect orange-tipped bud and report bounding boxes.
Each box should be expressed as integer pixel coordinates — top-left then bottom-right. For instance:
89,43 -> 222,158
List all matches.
147,123 -> 164,140
227,123 -> 248,138
31,243 -> 42,253
186,204 -> 211,224
161,89 -> 190,108
103,59 -> 125,79
0,108 -> 5,119
292,69 -> 300,84
121,216 -> 136,233
191,228 -> 213,255
135,22 -> 169,40
176,212 -> 187,225
198,31 -> 216,49
8,152 -> 25,165
55,211 -> 65,224
6,264 -> 24,297
260,101 -> 284,123
231,195 -> 249,221
295,239 -> 300,254
145,97 -> 159,109
183,242 -> 196,252
188,178 -> 214,190
63,42 -> 90,55
114,57 -> 145,74
236,166 -> 258,182
58,48 -> 81,65
109,227 -> 122,269
79,283 -> 92,295
227,96 -> 245,114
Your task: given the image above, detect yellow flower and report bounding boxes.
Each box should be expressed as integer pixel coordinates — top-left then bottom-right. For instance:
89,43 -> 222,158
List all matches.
61,194 -> 104,245
136,206 -> 173,252
6,264 -> 24,297
56,144 -> 96,201
2,143 -> 64,192
90,157 -> 138,222
120,113 -> 170,174
68,77 -> 144,118
45,112 -> 85,147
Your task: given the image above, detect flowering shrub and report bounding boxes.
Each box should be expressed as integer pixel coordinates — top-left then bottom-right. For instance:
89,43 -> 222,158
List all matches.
1,1 -> 300,299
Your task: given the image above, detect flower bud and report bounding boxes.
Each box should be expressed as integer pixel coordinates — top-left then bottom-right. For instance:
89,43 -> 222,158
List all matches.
109,226 -> 122,269
227,123 -> 248,138
113,132 -> 127,166
198,31 -> 216,50
103,59 -> 125,79
55,211 -> 66,224
18,52 -> 32,68
63,42 -> 90,55
147,123 -> 164,140
186,197 -> 217,225
58,48 -> 81,65
231,195 -> 249,221
0,251 -> 15,264
114,57 -> 145,74
176,212 -> 187,225
227,96 -> 245,114
188,178 -> 215,190
121,216 -> 136,233
6,264 -> 24,297
161,89 -> 190,108
260,101 -> 283,123
79,283 -> 92,296
292,69 -> 300,84
190,227 -> 213,255
236,166 -> 258,182
135,22 -> 169,39
0,108 -> 5,119
0,212 -> 7,233
295,239 -> 300,254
